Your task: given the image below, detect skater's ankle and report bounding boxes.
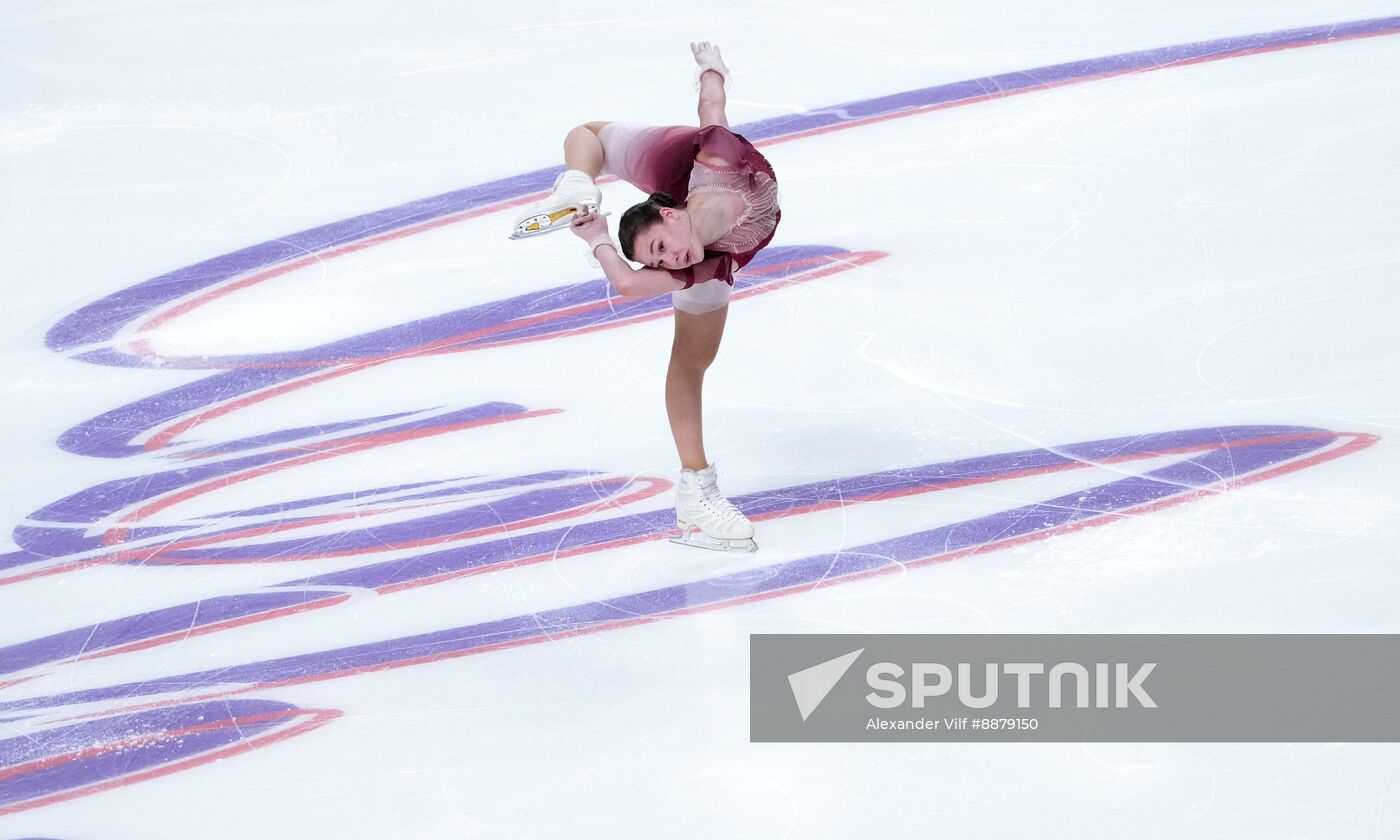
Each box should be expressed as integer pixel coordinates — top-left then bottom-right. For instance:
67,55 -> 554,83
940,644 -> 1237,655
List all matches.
560,168 -> 597,182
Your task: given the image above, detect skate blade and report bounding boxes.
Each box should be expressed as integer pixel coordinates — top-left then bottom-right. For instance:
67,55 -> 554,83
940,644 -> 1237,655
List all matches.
669,532 -> 758,553
508,206 -> 607,240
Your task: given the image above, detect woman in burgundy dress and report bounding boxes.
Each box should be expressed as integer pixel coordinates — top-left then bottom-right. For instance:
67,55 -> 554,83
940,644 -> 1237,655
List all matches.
510,42 -> 780,552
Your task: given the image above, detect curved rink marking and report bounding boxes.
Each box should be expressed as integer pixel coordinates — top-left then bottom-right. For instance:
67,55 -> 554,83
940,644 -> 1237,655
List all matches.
0,16 -> 1395,816
44,15 -> 1400,364
11,13 -> 1394,575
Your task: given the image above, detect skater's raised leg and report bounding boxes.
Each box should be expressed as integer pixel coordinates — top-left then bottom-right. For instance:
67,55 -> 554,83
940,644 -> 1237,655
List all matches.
509,122 -> 610,240
564,122 -> 610,178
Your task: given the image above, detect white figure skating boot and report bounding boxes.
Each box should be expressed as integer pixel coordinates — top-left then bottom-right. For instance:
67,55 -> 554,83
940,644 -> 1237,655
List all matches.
671,462 -> 758,553
509,169 -> 604,240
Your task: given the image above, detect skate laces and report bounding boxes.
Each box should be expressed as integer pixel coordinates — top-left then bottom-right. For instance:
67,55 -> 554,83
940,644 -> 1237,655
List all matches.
695,472 -> 746,523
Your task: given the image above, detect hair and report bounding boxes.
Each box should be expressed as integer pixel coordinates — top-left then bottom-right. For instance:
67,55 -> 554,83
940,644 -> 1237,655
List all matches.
618,191 -> 683,263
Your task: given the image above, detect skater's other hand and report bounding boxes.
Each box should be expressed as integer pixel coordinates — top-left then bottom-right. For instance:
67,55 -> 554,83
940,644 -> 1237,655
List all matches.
690,41 -> 723,67
690,41 -> 730,93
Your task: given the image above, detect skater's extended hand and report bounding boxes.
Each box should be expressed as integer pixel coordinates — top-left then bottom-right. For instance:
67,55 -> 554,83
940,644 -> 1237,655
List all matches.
690,41 -> 730,91
570,208 -> 613,255
690,41 -> 724,71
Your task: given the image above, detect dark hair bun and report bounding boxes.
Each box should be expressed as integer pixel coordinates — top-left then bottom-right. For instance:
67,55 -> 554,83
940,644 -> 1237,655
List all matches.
647,191 -> 680,208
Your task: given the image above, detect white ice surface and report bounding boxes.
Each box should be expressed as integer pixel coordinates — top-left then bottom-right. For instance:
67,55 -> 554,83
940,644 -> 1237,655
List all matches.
2,1 -> 1399,837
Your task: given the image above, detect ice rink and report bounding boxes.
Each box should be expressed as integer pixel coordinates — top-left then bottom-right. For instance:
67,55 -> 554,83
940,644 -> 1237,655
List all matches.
3,1 -> 1399,836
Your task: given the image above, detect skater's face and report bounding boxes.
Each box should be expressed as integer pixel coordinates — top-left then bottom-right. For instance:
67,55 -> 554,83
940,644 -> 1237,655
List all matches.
636,208 -> 701,271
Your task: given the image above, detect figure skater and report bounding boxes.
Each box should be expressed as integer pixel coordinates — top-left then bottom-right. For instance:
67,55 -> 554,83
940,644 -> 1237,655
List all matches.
509,41 -> 780,552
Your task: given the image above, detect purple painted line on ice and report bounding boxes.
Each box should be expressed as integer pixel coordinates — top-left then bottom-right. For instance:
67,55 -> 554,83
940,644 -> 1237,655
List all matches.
21,15 -> 1394,563
0,424 -> 1325,674
9,402 -> 530,560
1,17 -> 1391,812
200,470 -> 588,519
0,592 -> 336,677
0,474 -> 653,672
45,17 -> 1400,356
0,699 -> 326,813
174,408 -> 422,456
737,15 -> 1400,142
147,475 -> 633,563
48,246 -> 835,463
1,250 -> 849,570
0,426 -> 1338,708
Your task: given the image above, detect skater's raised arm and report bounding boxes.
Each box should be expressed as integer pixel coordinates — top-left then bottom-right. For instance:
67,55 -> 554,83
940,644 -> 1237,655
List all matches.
692,41 -> 730,132
596,245 -> 686,296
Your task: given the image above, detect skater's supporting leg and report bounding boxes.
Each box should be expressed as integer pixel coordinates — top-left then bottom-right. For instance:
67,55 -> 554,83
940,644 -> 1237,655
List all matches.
666,304 -> 728,472
564,122 -> 611,179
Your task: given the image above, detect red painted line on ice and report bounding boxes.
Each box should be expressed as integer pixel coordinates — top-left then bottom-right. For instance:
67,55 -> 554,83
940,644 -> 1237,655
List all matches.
42,430 -> 1374,727
132,475 -> 672,565
755,30 -> 1400,150
108,410 -> 563,549
0,411 -> 559,587
0,707 -> 340,817
135,252 -> 874,453
70,594 -> 353,663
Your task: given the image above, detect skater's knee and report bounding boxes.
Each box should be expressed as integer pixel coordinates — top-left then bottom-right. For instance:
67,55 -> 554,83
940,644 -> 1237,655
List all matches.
565,125 -> 607,148
671,343 -> 718,373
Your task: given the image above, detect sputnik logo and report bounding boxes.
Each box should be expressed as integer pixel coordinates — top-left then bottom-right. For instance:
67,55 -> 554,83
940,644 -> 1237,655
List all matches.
787,648 -> 864,721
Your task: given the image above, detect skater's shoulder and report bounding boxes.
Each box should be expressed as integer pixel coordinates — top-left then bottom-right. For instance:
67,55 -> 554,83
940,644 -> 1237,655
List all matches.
695,149 -> 736,169
694,124 -> 747,170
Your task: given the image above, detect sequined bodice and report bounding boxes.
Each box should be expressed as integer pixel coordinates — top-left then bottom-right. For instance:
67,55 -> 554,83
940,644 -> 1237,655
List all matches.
688,160 -> 781,253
